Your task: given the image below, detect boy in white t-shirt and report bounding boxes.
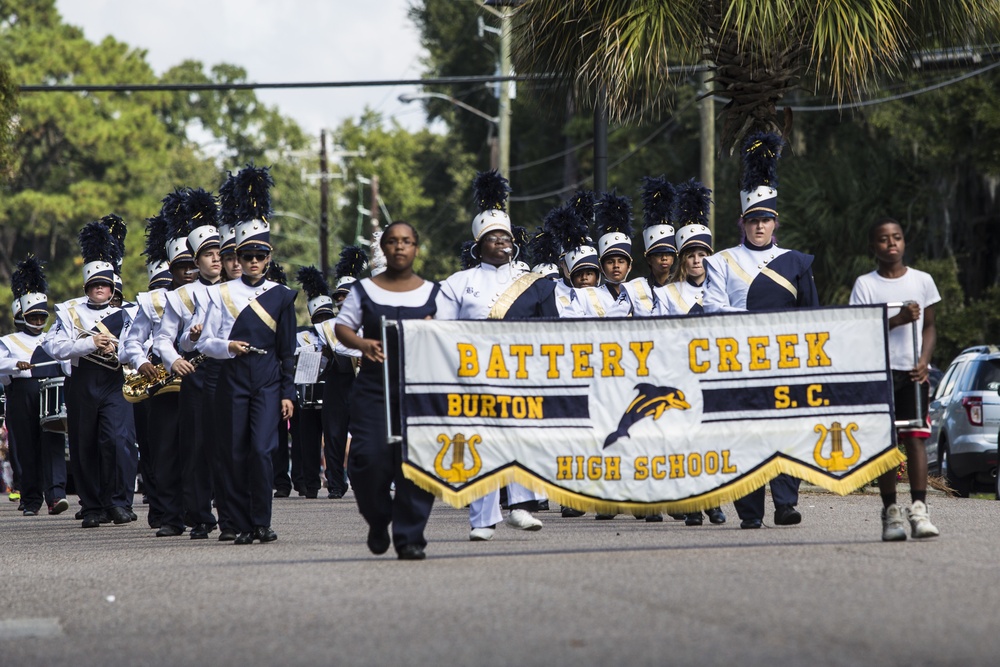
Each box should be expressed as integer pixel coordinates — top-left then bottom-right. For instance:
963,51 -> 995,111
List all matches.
849,218 -> 940,542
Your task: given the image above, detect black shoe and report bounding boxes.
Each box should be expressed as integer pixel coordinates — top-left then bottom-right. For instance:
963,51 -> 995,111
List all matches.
595,514 -> 617,520
82,515 -> 102,528
218,528 -> 238,542
75,509 -> 84,520
706,507 -> 727,524
668,513 -> 687,521
774,504 -> 802,526
740,518 -> 762,529
17,501 -> 24,511
537,500 -> 550,512
252,526 -> 277,543
273,488 -> 291,498
234,531 -> 254,545
148,520 -> 162,529
127,508 -> 138,522
561,507 -> 586,518
644,513 -> 664,522
155,524 -> 184,537
397,544 -> 426,560
685,513 -> 704,526
328,490 -> 345,499
23,508 -> 39,516
304,490 -> 318,499
190,523 -> 213,540
108,507 -> 132,525
367,525 -> 391,555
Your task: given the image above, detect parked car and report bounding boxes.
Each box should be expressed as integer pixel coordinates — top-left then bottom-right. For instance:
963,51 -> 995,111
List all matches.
927,345 -> 1000,497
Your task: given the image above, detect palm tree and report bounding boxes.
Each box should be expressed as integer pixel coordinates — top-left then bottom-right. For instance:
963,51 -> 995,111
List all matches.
512,0 -> 1000,153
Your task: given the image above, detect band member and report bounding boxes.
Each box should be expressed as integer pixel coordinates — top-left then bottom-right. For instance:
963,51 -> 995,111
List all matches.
703,132 -> 819,529
595,191 -> 637,317
663,180 -> 726,527
265,261 -> 297,498
629,176 -> 677,315
0,257 -> 69,516
437,170 -> 545,541
334,222 -> 438,560
44,221 -> 137,528
195,165 -> 297,545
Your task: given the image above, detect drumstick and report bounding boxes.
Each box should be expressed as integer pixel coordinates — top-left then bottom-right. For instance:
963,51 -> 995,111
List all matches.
27,360 -> 61,368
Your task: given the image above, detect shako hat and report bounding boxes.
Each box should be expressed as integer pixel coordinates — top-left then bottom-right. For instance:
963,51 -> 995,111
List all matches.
739,132 -> 782,219
675,179 -> 714,254
471,170 -> 512,242
640,176 -> 677,255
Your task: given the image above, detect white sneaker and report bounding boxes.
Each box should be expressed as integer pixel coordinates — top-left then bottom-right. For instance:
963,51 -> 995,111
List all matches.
881,504 -> 907,542
469,527 -> 495,541
505,508 -> 543,531
906,500 -> 939,539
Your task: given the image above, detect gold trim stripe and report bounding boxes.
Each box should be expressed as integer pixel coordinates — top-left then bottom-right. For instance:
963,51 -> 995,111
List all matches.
718,250 -> 755,286
4,334 -> 34,356
150,291 -> 166,318
249,299 -> 277,332
218,284 -> 240,320
402,447 -> 906,515
760,266 -> 798,299
178,287 -> 195,315
665,283 -> 690,314
581,287 -> 606,318
488,273 -> 544,320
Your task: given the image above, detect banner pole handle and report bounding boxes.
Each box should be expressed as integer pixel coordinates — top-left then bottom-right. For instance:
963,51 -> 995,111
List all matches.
381,317 -> 402,445
885,301 -> 923,429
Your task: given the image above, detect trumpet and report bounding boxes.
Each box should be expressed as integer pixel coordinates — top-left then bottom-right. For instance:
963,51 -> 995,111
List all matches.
122,354 -> 206,403
76,327 -> 121,370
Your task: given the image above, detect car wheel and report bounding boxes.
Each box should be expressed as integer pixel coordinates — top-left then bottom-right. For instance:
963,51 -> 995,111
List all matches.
940,439 -> 973,498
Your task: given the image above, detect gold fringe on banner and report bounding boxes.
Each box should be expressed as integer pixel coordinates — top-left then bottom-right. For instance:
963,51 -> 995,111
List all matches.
402,446 -> 906,515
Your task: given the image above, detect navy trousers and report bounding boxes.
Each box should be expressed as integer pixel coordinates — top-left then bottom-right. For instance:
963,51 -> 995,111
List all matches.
733,473 -> 801,522
321,363 -> 354,495
179,368 -> 217,527
148,391 -> 184,529
5,379 -> 66,511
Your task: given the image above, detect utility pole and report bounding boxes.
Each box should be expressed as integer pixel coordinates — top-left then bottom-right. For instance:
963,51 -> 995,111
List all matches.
699,68 -> 716,235
594,85 -> 608,194
497,3 -> 512,178
318,129 -> 330,276
369,174 -> 380,237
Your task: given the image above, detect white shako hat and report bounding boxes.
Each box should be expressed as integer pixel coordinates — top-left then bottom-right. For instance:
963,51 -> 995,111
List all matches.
161,189 -> 195,265
79,220 -> 121,288
470,169 -> 512,242
12,255 -> 49,318
297,266 -> 334,318
739,132 -> 782,219
185,188 -> 221,257
640,175 -> 677,255
675,178 -> 715,254
230,164 -> 274,254
334,245 -> 369,296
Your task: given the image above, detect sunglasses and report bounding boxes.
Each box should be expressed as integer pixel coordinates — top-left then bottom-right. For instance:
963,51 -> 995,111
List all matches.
239,253 -> 270,262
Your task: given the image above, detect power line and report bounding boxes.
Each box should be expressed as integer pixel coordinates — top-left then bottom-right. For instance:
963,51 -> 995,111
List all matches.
17,74 -> 555,94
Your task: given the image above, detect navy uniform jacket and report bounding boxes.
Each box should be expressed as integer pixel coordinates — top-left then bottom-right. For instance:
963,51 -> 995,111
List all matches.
702,242 -> 818,313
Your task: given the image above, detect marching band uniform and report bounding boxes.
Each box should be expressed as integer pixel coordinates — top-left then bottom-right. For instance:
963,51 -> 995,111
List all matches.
595,192 -> 637,318
1,258 -> 69,516
283,325 -> 325,497
630,176 -> 677,317
44,221 -> 137,528
702,133 -> 818,529
195,167 -> 297,544
438,171 -> 545,540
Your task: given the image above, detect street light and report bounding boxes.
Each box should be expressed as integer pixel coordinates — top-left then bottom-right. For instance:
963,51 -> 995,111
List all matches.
398,92 -> 499,126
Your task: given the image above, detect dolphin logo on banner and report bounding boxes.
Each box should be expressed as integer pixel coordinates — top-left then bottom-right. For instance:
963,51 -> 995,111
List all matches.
603,383 -> 690,449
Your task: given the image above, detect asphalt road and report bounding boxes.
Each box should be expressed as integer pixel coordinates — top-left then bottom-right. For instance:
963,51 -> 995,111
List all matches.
1,487 -> 997,667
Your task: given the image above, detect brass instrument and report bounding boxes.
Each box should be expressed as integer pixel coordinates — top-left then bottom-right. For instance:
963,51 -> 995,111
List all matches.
76,328 -> 121,371
122,354 -> 206,403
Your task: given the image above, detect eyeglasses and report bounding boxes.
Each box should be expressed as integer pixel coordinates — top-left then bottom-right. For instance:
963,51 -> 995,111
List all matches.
239,253 -> 270,262
383,238 -> 416,248
483,235 -> 512,245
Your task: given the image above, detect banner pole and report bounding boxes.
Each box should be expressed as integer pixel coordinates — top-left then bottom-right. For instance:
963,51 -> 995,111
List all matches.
886,301 -> 923,429
381,317 -> 402,445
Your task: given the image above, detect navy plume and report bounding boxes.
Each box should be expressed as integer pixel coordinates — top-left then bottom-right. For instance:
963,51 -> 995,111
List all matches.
143,214 -> 171,264
641,176 -> 675,228
740,132 -> 783,192
296,266 -> 330,300
185,188 -> 218,227
460,240 -> 480,270
161,188 -> 190,240
334,246 -> 369,280
512,225 -> 529,256
12,255 -> 47,297
569,189 -> 595,223
101,214 -> 127,262
267,260 -> 286,285
79,221 -> 121,265
675,179 -> 713,227
217,171 -> 238,227
528,228 -> 560,266
546,203 -> 590,251
472,170 -> 510,214
595,191 -> 633,238
233,164 -> 274,223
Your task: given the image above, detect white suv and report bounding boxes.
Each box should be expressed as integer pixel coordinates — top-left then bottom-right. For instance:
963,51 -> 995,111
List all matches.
927,345 -> 1000,497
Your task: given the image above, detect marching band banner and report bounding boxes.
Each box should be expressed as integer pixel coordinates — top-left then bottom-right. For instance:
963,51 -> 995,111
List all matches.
396,306 -> 904,514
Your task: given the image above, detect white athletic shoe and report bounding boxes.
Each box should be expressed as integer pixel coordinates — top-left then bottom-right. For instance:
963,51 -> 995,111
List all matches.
505,508 -> 543,531
881,504 -> 907,542
906,500 -> 939,539
469,527 -> 495,541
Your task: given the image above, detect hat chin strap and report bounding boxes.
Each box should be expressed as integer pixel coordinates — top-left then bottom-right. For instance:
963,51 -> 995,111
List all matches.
87,296 -> 112,308
24,321 -> 45,334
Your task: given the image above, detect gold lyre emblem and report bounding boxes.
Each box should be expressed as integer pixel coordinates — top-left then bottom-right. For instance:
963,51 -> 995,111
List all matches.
813,421 -> 861,472
434,433 -> 483,484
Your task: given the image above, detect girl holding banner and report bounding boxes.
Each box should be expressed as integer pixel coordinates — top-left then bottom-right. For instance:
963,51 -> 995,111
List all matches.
333,221 -> 438,561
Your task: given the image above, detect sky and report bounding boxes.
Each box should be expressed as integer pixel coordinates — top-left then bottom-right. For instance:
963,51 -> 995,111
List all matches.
55,0 -> 433,138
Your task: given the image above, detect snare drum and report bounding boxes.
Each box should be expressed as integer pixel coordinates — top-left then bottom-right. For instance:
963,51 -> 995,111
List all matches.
39,377 -> 68,433
296,381 -> 325,409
